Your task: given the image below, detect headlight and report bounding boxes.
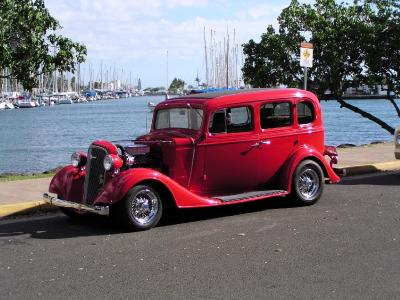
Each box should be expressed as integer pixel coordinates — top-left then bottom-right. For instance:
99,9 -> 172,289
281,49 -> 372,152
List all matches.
103,154 -> 123,171
71,152 -> 87,168
103,155 -> 114,171
396,135 -> 400,145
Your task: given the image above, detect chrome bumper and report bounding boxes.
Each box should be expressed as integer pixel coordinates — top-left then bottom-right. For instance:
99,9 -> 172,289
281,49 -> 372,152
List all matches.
43,193 -> 109,216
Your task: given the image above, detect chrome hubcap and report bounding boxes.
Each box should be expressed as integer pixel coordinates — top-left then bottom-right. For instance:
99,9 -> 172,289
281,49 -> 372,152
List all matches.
130,189 -> 159,225
298,168 -> 320,200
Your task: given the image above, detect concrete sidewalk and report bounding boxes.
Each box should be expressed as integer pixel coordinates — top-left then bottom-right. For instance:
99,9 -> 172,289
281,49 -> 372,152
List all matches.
1,142 -> 399,217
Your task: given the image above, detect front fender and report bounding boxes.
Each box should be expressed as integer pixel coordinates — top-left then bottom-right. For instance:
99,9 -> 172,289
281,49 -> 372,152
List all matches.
49,165 -> 85,202
280,145 -> 340,192
94,168 -> 220,208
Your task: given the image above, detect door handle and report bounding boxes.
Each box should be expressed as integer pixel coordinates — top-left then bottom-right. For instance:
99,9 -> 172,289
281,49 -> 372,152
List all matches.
250,140 -> 270,148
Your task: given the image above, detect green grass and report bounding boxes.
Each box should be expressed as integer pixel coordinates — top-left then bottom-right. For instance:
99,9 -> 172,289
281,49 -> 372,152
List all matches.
0,172 -> 54,182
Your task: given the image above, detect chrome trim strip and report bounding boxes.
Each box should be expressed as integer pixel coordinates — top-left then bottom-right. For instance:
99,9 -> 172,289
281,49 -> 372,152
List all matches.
43,193 -> 109,216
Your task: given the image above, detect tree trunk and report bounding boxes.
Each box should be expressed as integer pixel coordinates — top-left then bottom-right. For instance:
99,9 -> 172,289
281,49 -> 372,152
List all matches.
336,97 -> 395,135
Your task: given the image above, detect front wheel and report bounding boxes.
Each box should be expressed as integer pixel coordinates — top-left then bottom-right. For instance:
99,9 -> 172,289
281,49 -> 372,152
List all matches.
290,160 -> 324,205
117,184 -> 163,231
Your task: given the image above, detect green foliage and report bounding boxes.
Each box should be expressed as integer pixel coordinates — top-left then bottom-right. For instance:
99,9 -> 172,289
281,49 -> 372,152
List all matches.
242,0 -> 400,98
143,87 -> 166,93
194,76 -> 200,86
169,78 -> 185,92
0,172 -> 54,182
0,0 -> 87,91
242,0 -> 400,134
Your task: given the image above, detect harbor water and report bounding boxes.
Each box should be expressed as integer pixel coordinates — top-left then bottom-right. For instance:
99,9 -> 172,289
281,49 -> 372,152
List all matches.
0,96 -> 399,173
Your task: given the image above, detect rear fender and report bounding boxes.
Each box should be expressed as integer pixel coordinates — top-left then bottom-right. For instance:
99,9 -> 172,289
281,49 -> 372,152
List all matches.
279,146 -> 340,192
94,168 -> 220,208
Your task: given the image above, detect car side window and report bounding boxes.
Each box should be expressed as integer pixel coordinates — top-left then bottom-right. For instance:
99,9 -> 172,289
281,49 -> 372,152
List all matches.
260,102 -> 292,129
297,101 -> 315,124
209,106 -> 253,134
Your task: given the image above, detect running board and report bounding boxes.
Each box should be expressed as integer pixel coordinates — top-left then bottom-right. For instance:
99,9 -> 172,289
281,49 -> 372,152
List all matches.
213,190 -> 287,203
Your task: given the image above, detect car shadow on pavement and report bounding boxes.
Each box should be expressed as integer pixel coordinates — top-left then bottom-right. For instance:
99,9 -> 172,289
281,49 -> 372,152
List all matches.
158,197 -> 296,227
339,171 -> 400,186
0,197 -> 297,239
0,213 -> 120,240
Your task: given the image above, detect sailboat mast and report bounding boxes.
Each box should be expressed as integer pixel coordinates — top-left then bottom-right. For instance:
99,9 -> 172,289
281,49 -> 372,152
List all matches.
226,30 -> 229,88
204,27 -> 209,87
166,50 -> 169,92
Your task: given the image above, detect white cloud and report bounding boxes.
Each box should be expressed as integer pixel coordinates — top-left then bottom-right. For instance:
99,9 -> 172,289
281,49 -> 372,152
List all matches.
242,3 -> 286,20
44,0 -> 288,86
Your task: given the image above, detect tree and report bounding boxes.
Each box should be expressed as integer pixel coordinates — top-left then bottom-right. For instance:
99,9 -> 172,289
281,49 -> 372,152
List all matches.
195,76 -> 201,87
242,0 -> 400,135
169,78 -> 185,92
0,0 -> 87,91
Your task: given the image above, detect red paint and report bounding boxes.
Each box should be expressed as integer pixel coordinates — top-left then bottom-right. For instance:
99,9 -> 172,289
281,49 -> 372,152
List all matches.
49,88 -> 340,209
92,140 -> 118,155
108,154 -> 123,170
49,165 -> 85,202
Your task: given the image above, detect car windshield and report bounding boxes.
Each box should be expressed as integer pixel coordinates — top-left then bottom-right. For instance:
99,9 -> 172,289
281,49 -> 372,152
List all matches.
155,107 -> 204,130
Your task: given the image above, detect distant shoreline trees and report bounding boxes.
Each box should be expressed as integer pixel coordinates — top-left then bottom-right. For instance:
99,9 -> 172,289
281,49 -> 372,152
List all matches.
242,0 -> 400,134
169,78 -> 185,93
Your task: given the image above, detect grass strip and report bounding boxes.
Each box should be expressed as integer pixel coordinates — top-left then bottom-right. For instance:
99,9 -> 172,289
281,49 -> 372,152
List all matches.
0,173 -> 54,182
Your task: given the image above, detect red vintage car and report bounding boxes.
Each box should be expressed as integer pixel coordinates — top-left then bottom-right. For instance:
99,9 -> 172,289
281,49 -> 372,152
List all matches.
44,89 -> 340,230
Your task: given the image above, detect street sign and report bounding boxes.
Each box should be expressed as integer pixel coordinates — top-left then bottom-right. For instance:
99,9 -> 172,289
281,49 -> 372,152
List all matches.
300,42 -> 313,49
300,42 -> 313,90
300,46 -> 313,68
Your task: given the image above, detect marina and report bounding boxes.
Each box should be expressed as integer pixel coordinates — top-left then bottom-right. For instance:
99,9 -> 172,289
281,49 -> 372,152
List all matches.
0,95 -> 399,174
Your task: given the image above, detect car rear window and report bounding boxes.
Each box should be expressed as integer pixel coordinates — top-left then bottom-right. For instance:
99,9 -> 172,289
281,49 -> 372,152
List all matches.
297,101 -> 315,124
260,102 -> 292,129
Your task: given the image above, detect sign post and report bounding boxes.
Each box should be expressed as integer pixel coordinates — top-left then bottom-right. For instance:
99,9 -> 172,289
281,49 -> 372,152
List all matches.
300,42 -> 313,90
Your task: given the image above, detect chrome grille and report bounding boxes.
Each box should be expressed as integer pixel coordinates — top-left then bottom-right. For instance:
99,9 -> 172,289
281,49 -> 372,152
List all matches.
83,145 -> 107,205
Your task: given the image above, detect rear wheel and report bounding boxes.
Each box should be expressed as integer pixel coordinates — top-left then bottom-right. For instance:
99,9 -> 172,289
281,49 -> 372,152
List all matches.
290,160 -> 324,205
117,184 -> 163,231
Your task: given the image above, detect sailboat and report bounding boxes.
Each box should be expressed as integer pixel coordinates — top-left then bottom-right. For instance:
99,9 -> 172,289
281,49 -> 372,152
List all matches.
5,101 -> 15,109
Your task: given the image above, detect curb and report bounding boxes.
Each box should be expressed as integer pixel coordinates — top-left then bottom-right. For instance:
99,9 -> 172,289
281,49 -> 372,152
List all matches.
337,161 -> 400,177
0,200 -> 58,219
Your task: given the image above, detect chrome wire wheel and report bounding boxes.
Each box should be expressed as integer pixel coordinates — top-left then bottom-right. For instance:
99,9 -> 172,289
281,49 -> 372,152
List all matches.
290,160 -> 324,205
297,168 -> 320,200
130,189 -> 160,226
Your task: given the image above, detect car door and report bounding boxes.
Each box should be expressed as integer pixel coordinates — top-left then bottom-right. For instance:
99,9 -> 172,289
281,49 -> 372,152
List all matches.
201,106 -> 260,195
257,100 -> 297,185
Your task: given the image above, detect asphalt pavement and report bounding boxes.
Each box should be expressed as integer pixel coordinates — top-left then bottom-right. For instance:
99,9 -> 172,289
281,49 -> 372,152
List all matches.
0,141 -> 399,217
0,171 -> 399,299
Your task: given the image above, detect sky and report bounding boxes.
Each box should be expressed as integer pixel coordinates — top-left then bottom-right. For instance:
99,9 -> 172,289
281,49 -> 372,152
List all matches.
44,0 -> 297,88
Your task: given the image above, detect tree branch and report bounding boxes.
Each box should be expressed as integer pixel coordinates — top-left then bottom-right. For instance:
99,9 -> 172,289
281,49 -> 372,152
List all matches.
336,97 -> 395,135
0,74 -> 17,80
388,98 -> 400,118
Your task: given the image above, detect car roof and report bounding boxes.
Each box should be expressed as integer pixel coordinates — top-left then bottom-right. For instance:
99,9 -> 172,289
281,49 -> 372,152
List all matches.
159,88 -> 319,109
176,88 -> 273,99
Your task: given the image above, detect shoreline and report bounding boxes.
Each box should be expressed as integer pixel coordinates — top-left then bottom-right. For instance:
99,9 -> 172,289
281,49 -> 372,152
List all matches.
0,166 -> 62,181
0,141 -> 395,179
321,95 -> 399,101
336,140 -> 393,148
